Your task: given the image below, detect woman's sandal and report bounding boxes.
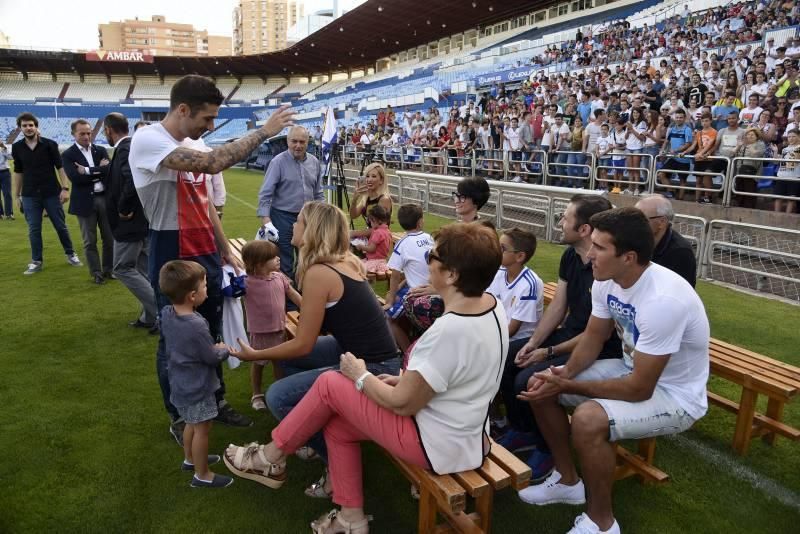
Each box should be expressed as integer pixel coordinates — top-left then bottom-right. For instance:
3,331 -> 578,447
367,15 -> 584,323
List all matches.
310,509 -> 372,534
223,442 -> 286,489
251,394 -> 267,411
304,468 -> 333,499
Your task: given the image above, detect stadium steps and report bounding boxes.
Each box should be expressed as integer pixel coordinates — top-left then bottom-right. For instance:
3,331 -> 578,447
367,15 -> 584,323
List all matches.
91,118 -> 103,143
224,85 -> 240,103
5,127 -> 19,144
58,83 -> 69,102
203,118 -> 232,139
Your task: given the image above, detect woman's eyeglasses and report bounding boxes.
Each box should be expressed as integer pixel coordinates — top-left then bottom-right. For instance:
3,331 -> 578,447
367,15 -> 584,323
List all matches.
425,250 -> 443,265
451,192 -> 468,203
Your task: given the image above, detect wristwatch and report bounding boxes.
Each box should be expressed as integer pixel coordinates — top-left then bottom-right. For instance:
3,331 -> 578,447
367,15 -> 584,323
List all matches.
547,346 -> 555,359
62,187 -> 69,191
355,371 -> 372,392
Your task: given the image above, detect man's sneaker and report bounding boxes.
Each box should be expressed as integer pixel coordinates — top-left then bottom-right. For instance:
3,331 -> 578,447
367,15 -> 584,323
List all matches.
23,261 -> 42,275
567,513 -> 621,534
610,187 -> 621,194
526,448 -> 555,482
622,188 -> 633,195
66,253 -> 83,267
214,402 -> 253,427
662,191 -> 674,199
190,473 -> 234,488
169,418 -> 185,446
518,470 -> 586,506
496,430 -> 537,454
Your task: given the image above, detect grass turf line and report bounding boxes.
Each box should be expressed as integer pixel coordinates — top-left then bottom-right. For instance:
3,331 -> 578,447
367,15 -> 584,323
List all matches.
1,167 -> 798,533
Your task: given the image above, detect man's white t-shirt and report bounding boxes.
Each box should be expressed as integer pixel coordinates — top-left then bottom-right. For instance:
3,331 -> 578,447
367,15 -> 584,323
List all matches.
590,263 -> 710,420
504,126 -> 522,150
584,122 -> 603,152
130,123 -> 183,231
739,106 -> 763,125
488,266 -> 543,341
386,231 -> 433,288
407,299 -> 509,474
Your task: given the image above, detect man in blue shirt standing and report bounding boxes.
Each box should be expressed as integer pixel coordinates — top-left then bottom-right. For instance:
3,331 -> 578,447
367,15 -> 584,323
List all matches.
257,125 -> 324,281
657,109 -> 694,200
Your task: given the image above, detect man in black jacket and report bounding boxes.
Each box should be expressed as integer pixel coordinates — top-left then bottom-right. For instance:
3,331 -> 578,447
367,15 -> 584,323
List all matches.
636,194 -> 697,287
62,119 -> 112,284
103,113 -> 157,330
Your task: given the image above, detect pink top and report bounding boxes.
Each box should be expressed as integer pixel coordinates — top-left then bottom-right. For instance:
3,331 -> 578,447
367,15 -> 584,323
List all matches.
244,272 -> 290,334
365,224 -> 392,261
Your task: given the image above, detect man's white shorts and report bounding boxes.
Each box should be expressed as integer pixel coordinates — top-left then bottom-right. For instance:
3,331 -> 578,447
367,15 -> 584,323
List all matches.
559,359 -> 696,442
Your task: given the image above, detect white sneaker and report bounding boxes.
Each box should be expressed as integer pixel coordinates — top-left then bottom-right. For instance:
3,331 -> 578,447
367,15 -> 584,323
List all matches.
66,253 -> 83,267
518,470 -> 586,506
24,261 -> 42,275
622,188 -> 633,195
512,176 -> 523,183
295,446 -> 319,461
567,513 -> 620,534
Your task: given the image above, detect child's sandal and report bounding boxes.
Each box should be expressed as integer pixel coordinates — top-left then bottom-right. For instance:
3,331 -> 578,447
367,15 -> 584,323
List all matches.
251,394 -> 267,411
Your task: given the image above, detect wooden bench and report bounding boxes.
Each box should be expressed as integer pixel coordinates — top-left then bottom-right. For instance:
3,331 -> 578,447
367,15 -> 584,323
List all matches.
228,237 -> 247,264
707,340 -> 800,455
539,281 -> 668,484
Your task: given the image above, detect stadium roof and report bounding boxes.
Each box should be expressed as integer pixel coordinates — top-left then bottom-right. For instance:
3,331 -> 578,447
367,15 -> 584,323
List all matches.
0,0 -> 547,78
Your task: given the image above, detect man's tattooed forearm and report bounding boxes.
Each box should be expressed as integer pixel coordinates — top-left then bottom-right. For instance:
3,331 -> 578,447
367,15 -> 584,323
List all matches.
163,128 -> 270,174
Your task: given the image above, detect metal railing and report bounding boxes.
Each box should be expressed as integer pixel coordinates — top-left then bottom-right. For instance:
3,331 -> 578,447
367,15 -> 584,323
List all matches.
340,146 -> 796,212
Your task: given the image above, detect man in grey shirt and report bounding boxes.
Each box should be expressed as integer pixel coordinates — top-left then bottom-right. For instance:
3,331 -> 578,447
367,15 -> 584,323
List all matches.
257,125 -> 324,280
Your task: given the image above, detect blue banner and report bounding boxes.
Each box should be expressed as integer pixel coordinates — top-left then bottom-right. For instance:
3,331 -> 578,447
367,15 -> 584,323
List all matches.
475,66 -> 539,86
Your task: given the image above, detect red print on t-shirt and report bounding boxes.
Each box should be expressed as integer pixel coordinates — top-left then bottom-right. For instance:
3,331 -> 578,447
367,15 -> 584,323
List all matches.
177,171 -> 217,258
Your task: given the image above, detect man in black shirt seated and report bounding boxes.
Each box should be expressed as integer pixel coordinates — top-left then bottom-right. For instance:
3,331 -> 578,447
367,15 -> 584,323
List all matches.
497,194 -> 621,481
635,194 -> 697,287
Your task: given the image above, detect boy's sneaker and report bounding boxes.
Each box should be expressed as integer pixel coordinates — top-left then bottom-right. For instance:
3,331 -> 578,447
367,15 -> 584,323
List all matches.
526,448 -> 555,482
496,430 -> 537,454
295,446 -> 320,461
169,418 -> 185,446
24,261 -> 43,275
190,473 -> 234,488
567,513 -> 621,534
214,402 -> 253,427
518,470 -> 586,506
66,253 -> 83,267
610,186 -> 621,194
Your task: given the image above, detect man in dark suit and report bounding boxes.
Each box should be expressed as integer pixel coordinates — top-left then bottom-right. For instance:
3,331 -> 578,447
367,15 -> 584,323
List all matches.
62,119 -> 112,284
103,113 -> 157,331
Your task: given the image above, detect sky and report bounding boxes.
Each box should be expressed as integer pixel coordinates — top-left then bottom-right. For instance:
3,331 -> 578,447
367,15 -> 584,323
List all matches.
0,0 -> 361,51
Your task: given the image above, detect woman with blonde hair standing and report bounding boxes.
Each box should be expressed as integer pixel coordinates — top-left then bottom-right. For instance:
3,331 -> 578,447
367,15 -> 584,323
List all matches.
349,162 -> 393,229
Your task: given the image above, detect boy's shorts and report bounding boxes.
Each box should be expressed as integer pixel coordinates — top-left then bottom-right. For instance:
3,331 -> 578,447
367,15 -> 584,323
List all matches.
177,395 -> 218,425
559,359 -> 696,442
598,157 -> 612,168
385,285 -> 410,320
612,158 -> 627,168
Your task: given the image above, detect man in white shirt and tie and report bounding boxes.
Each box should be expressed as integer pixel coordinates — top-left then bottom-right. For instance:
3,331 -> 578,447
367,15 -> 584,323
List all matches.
62,118 -> 113,284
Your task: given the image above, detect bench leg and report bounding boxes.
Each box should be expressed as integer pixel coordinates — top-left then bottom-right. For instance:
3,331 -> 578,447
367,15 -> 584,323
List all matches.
418,486 -> 438,533
763,398 -> 785,446
474,490 -> 494,533
637,437 -> 657,464
732,389 -> 758,456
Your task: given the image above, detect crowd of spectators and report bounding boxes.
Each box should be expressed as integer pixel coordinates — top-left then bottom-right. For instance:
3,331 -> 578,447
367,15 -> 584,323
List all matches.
338,0 -> 800,213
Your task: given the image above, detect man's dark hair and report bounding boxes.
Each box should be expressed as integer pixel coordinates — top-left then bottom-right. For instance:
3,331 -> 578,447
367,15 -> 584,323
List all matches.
169,75 -> 224,114
590,207 -> 654,266
456,176 -> 491,210
70,119 -> 91,133
16,112 -> 38,128
674,108 -> 686,116
103,112 -> 129,135
397,203 -> 423,231
502,227 -> 537,263
570,193 -> 613,230
434,223 -> 501,297
134,121 -> 149,131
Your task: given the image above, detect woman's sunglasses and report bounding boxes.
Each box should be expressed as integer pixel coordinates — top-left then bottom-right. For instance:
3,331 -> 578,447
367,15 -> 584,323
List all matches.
425,250 -> 443,265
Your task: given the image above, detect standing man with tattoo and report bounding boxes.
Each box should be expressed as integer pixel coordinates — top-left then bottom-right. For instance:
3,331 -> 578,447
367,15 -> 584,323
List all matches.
129,75 -> 294,443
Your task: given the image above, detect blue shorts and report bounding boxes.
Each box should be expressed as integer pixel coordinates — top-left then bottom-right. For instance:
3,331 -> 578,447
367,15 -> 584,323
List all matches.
386,284 -> 410,320
612,158 -> 626,168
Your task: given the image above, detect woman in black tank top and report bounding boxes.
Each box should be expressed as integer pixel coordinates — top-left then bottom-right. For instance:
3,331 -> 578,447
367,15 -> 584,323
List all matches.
230,201 -> 400,493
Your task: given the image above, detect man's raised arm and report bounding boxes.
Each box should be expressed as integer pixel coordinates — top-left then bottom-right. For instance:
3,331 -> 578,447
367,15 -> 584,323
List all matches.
162,105 -> 294,174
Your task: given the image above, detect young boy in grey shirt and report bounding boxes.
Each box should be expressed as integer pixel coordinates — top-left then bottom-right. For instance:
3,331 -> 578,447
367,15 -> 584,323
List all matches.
160,260 -> 233,488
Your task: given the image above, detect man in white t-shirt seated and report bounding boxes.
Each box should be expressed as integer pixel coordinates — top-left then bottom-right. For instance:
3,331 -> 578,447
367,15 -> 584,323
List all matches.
518,207 -> 710,534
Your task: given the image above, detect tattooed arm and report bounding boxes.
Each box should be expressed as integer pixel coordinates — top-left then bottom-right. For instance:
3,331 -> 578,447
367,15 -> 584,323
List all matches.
161,105 -> 294,174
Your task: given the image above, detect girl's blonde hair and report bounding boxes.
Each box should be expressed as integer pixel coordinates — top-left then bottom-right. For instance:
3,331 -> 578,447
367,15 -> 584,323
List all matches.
295,201 -> 365,289
354,162 -> 388,213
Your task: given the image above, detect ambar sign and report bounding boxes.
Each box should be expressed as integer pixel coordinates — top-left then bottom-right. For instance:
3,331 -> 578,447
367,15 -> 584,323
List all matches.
86,50 -> 154,63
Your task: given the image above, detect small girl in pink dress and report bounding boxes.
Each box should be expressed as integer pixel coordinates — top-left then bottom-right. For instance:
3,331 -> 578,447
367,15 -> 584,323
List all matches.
241,240 -> 302,411
355,204 -> 392,275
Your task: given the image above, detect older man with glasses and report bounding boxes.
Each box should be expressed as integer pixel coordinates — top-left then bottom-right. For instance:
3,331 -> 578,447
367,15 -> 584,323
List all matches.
635,194 -> 697,286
